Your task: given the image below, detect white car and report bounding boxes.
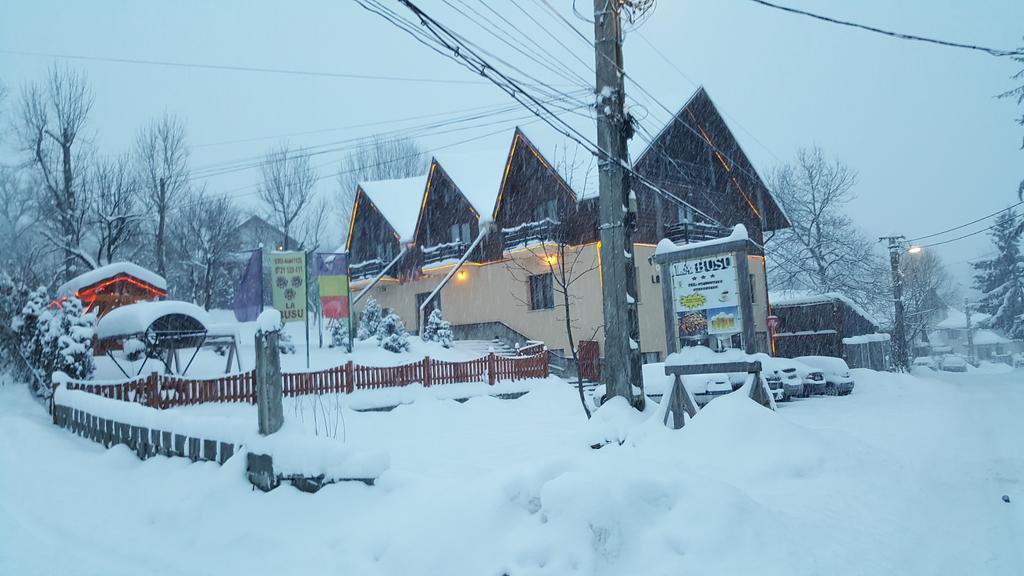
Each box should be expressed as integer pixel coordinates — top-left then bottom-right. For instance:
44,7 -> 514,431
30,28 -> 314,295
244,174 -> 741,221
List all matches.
939,354 -> 968,373
688,373 -> 735,406
796,356 -> 855,396
912,356 -> 938,370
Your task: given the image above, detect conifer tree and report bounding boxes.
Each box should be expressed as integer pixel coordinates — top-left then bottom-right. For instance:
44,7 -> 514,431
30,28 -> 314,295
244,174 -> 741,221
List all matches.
973,209 -> 1024,338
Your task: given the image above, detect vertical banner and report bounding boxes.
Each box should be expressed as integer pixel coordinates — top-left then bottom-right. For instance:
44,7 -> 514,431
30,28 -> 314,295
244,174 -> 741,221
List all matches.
233,249 -> 263,322
316,253 -> 350,320
270,251 -> 307,323
669,252 -> 742,345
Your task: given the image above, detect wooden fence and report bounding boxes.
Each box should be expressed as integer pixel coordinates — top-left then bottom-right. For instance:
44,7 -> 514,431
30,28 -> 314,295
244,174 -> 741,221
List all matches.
63,351 -> 549,410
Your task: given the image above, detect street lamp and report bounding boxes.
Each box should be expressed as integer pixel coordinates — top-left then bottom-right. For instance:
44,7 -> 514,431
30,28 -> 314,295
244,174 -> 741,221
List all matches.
907,245 -> 922,255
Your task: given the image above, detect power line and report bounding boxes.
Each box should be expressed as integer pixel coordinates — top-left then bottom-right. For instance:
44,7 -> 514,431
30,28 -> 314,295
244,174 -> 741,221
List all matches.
0,48 -> 548,86
909,201 -> 1023,242
919,221 -> 1001,249
745,0 -> 1024,58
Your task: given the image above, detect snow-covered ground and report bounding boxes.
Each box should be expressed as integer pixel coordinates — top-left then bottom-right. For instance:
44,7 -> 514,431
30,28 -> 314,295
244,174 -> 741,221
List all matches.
2,367 -> 1022,575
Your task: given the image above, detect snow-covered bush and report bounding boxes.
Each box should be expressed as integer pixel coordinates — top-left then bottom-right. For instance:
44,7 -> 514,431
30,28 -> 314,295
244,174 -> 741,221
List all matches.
328,320 -> 350,349
356,297 -> 383,341
13,287 -> 50,371
376,312 -> 410,353
47,297 -> 96,381
278,330 -> 297,355
124,338 -> 147,361
422,308 -> 453,348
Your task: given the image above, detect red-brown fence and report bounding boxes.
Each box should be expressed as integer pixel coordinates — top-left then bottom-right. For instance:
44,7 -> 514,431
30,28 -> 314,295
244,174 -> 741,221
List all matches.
63,351 -> 549,410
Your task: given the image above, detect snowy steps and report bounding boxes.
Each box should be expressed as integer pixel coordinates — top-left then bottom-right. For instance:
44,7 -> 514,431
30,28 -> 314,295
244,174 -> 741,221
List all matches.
452,339 -> 520,358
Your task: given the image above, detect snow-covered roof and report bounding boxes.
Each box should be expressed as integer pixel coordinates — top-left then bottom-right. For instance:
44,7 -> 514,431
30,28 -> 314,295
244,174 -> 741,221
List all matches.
433,141 -> 513,220
842,333 -> 891,345
359,174 -> 429,243
57,262 -> 167,297
769,289 -> 879,328
654,223 -> 750,256
935,307 -> 991,330
973,329 -> 1011,346
96,301 -> 212,340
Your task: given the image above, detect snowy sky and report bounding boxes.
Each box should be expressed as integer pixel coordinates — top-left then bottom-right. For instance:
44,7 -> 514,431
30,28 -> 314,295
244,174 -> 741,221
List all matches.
1,0 -> 1022,293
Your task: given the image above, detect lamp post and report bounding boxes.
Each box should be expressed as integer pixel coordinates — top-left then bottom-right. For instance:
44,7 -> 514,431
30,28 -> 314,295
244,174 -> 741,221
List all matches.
879,235 -> 920,371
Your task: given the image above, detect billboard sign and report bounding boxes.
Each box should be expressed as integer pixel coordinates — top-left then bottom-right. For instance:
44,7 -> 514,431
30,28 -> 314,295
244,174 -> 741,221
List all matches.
270,251 -> 307,323
669,252 -> 743,342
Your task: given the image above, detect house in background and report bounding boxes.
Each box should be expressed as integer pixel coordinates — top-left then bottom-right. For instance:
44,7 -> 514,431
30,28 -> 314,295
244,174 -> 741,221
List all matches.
346,88 -> 790,362
769,291 -> 885,361
216,215 -> 303,309
56,262 -> 167,318
920,307 -> 1020,361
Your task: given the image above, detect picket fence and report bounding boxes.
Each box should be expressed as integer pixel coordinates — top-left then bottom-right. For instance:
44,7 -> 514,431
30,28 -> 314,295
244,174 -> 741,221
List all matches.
62,351 -> 549,410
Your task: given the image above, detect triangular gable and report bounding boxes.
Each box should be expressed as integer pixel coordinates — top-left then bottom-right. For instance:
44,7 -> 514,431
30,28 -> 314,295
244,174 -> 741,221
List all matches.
492,128 -> 579,222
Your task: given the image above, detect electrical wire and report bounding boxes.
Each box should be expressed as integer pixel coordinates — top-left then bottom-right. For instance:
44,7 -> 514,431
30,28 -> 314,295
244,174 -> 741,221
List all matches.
919,221 -> 1002,248
745,0 -> 1024,58
908,201 -> 1024,242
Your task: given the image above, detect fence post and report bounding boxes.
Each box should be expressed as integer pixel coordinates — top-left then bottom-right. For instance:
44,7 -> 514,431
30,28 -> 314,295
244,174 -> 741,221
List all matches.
255,327 -> 284,436
345,361 -> 354,394
423,357 -> 431,387
487,352 -> 496,385
543,349 -> 550,378
146,372 -> 160,409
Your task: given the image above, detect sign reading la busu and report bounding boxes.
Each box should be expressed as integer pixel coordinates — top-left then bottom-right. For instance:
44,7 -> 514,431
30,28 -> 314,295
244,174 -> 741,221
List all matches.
270,251 -> 307,323
670,252 -> 743,341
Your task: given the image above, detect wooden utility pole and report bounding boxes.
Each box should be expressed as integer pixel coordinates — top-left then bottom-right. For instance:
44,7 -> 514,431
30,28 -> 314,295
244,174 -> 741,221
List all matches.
881,235 -> 909,371
593,0 -> 642,406
964,298 -> 976,364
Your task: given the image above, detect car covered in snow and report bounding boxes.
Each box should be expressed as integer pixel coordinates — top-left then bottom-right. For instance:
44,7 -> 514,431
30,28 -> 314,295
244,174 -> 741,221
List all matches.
912,356 -> 938,370
688,373 -> 736,406
796,356 -> 855,396
762,360 -> 804,401
939,354 -> 968,373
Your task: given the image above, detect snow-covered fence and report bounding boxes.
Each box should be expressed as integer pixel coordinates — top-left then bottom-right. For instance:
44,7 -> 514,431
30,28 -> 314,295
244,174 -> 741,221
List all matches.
59,351 -> 550,409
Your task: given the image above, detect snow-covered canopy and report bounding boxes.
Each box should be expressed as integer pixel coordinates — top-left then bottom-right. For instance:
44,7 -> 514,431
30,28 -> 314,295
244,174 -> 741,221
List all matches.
842,333 -> 891,345
655,223 -> 749,256
359,174 -> 430,243
935,307 -> 992,330
57,262 -> 167,298
96,301 -> 212,340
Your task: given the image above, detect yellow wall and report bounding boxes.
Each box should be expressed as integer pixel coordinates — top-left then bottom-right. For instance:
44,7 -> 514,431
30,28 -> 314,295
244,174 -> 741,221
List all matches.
352,243 -> 769,360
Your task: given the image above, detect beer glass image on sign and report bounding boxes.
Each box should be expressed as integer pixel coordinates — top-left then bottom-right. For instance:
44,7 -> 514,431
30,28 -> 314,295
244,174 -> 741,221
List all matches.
707,305 -> 740,334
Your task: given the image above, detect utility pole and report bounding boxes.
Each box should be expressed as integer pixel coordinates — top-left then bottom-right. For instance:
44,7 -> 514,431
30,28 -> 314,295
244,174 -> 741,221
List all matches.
964,297 -> 976,365
593,0 -> 642,407
880,235 -> 909,371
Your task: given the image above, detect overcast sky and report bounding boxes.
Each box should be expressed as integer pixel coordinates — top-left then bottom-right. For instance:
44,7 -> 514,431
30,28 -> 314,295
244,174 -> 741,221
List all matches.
2,0 -> 1022,294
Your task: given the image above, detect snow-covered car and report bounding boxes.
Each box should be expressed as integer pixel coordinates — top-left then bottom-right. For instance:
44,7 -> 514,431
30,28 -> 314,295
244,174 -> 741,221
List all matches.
796,356 -> 855,396
939,354 -> 968,373
1014,353 -> 1024,368
761,357 -> 808,400
688,373 -> 735,406
912,356 -> 938,370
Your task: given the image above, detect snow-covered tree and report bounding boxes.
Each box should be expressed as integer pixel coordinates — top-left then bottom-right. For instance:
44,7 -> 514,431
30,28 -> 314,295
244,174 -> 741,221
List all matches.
278,330 -> 297,355
973,209 -> 1024,338
356,297 -> 383,341
328,320 -> 349,349
1000,42 -> 1024,198
421,308 -> 453,348
376,312 -> 410,353
257,143 -> 316,251
14,287 -> 50,370
135,113 -> 190,276
42,297 -> 95,381
0,274 -> 31,370
175,191 -> 242,309
765,147 -> 889,317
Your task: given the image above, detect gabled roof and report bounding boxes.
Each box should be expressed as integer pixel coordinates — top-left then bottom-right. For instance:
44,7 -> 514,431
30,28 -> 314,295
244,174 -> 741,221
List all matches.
633,87 -> 790,231
491,128 -> 583,221
432,131 -> 518,222
935,307 -> 991,330
357,174 -> 430,243
769,289 -> 879,328
57,262 -> 167,298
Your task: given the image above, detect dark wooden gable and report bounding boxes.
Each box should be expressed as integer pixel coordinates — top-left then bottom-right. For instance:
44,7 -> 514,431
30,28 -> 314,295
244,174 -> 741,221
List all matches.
415,160 -> 481,248
347,187 -> 402,277
492,130 -> 576,228
633,88 -> 789,246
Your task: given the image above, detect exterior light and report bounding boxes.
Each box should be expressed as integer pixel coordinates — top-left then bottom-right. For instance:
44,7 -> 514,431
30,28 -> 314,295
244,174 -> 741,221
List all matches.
546,254 -> 558,266
457,270 -> 468,282
908,245 -> 922,255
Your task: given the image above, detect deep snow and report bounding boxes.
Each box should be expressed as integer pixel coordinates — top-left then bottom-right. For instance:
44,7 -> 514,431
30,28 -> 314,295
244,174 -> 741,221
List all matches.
2,367 -> 1022,575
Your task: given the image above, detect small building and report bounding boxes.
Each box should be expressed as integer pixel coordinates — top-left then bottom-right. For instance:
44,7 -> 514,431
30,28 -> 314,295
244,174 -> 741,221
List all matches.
769,291 -> 883,359
56,262 -> 167,318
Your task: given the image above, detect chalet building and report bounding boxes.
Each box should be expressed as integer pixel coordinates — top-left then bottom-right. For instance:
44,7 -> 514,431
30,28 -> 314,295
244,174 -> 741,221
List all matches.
769,291 -> 883,359
347,88 -> 790,361
56,262 -> 167,317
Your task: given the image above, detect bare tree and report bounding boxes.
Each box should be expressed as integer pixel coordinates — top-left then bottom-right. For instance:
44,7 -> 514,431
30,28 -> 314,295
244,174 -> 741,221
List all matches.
16,66 -> 94,281
135,114 -> 189,275
336,135 -> 428,233
177,191 -> 242,309
765,146 -> 889,316
899,250 -> 957,348
88,154 -> 143,265
258,144 -> 317,251
0,165 -> 53,286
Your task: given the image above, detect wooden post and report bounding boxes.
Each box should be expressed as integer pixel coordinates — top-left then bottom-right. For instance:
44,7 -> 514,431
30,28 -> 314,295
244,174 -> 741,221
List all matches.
422,357 -> 431,387
345,361 -> 354,393
255,329 -> 284,435
487,352 -> 496,385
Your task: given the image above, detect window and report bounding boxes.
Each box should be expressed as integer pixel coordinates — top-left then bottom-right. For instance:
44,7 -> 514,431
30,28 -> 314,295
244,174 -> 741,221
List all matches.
677,204 -> 693,224
534,199 -> 558,222
376,241 -> 393,262
449,221 -> 470,244
529,273 -> 554,310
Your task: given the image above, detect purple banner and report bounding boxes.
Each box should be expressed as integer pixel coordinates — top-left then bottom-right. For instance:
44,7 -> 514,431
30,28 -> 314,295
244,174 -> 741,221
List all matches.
233,250 -> 263,322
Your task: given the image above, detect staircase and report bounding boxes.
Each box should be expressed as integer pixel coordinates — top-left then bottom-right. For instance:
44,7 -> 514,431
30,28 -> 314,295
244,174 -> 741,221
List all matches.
452,339 -> 519,358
